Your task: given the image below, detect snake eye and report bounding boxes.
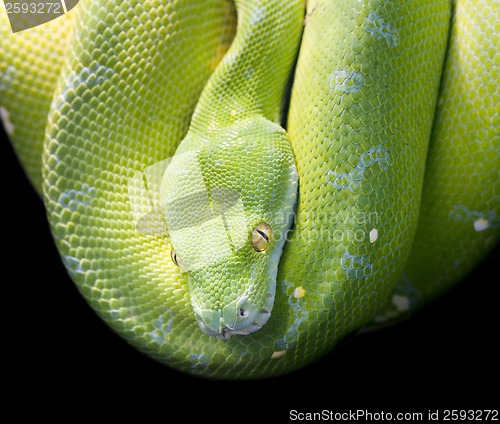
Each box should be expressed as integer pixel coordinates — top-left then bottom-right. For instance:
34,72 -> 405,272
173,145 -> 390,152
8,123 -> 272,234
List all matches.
252,222 -> 272,252
171,248 -> 181,267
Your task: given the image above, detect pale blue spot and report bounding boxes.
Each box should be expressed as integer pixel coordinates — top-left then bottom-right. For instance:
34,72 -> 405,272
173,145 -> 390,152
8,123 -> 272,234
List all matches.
275,280 -> 309,350
250,6 -> 266,25
148,309 -> 174,344
189,353 -> 210,371
51,92 -> 67,110
449,205 -> 499,229
63,255 -> 84,276
326,169 -> 363,192
328,69 -> 363,93
239,351 -> 250,359
53,65 -> 114,109
327,145 -> 389,191
341,252 -> 372,280
365,12 -> 399,47
109,309 -> 121,319
359,145 -> 390,170
71,65 -> 114,88
243,67 -> 254,80
58,184 -> 96,211
0,66 -> 15,91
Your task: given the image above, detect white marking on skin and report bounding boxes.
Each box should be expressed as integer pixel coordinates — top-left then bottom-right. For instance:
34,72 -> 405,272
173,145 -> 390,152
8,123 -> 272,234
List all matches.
373,293 -> 411,324
271,350 -> 286,359
0,107 -> 14,135
328,69 -> 363,93
369,228 -> 378,243
230,109 -> 237,117
365,12 -> 399,46
392,294 -> 410,312
449,205 -> 499,229
276,280 -> 309,350
372,273 -> 421,325
395,272 -> 421,306
473,218 -> 489,232
294,287 -> 306,299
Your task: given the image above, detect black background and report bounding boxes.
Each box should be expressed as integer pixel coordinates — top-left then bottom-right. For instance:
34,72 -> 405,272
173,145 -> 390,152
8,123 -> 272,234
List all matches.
2,126 -> 498,418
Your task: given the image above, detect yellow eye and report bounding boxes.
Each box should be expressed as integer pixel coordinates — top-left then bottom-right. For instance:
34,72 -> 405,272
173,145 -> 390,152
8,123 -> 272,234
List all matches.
252,222 -> 272,252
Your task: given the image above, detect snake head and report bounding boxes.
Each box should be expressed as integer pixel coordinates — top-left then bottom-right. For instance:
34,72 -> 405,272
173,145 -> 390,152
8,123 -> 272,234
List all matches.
188,249 -> 277,339
161,118 -> 297,338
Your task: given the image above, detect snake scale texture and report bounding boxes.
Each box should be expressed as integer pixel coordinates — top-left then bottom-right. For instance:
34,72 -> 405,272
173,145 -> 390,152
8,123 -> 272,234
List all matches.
1,0 -> 498,379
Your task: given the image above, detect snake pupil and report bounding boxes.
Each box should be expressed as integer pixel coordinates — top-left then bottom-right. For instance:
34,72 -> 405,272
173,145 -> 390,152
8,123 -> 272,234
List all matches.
256,229 -> 269,243
171,249 -> 180,267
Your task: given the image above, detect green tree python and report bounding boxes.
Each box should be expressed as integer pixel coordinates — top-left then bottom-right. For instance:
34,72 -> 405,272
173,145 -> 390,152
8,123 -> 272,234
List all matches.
1,0 -> 498,379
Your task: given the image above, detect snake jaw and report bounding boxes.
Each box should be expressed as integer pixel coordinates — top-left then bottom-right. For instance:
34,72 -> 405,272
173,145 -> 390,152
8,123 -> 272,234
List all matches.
192,294 -> 273,339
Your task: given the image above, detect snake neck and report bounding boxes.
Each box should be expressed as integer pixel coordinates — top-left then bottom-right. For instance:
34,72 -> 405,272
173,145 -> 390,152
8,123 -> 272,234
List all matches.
162,0 -> 303,338
189,0 -> 305,135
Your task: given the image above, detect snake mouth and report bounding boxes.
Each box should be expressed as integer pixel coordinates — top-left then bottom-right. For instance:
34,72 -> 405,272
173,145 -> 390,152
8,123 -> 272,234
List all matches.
197,319 -> 264,340
192,295 -> 273,339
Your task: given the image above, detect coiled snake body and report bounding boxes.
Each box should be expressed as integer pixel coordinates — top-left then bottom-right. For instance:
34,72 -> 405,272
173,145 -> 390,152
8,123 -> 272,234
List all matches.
1,0 -> 498,378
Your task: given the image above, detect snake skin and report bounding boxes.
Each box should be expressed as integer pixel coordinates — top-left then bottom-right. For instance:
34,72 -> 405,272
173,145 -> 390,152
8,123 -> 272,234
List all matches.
1,0 -> 498,378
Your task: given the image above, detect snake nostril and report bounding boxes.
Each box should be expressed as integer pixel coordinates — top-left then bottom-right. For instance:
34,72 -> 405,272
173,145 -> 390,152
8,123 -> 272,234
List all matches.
222,297 -> 261,330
